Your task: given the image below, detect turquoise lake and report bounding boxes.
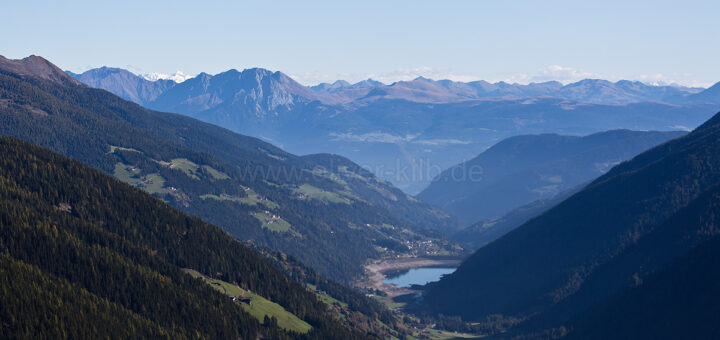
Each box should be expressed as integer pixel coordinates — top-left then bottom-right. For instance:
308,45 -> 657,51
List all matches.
382,267 -> 456,287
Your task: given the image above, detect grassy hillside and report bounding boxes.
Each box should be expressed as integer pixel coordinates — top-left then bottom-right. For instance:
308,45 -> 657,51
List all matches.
301,153 -> 460,232
0,137 -> 374,339
183,269 -> 313,333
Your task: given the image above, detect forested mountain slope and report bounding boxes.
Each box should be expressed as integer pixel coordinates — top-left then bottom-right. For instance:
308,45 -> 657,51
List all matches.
301,153 -> 459,232
0,56 -> 459,282
565,234 -> 720,339
0,137 -> 373,339
419,130 -> 685,223
421,110 -> 720,335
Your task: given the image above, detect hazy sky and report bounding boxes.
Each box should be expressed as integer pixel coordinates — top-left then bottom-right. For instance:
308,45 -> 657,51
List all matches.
2,0 -> 719,86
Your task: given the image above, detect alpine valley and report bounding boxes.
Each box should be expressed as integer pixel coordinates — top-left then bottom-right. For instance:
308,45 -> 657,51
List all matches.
4,52 -> 720,339
0,55 -> 472,339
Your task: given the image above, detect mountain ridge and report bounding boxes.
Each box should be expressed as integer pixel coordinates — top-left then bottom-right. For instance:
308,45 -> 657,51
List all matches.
68,66 -> 175,104
1,55 -> 82,86
419,129 -> 686,224
72,65 -> 713,106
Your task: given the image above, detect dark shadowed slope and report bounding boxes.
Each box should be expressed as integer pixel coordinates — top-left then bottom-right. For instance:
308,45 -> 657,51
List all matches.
566,234 -> 720,339
422,110 -> 720,333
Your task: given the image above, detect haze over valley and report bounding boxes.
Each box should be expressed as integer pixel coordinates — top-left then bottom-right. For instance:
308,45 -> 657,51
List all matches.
70,66 -> 720,193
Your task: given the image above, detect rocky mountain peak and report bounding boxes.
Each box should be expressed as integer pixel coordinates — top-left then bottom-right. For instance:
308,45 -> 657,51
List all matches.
0,55 -> 82,86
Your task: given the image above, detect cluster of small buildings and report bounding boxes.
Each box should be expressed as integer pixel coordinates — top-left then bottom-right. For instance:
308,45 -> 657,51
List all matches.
263,210 -> 280,219
229,295 -> 252,305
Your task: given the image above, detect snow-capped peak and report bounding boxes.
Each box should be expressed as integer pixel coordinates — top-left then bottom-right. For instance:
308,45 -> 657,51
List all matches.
142,71 -> 194,83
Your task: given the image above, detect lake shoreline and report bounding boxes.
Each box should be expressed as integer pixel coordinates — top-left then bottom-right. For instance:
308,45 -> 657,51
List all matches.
384,267 -> 457,287
360,256 -> 463,298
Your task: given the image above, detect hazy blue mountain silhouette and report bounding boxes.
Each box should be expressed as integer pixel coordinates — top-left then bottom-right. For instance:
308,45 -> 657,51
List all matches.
70,67 -> 719,194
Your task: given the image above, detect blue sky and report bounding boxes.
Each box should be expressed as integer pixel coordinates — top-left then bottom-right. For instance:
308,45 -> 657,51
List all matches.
2,0 -> 719,86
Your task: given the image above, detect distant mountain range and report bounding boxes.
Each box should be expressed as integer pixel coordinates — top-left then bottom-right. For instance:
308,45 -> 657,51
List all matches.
68,66 -> 176,104
419,130 -> 685,224
420,107 -> 720,338
68,66 -> 720,194
310,76 -> 712,105
142,70 -> 194,83
70,65 -> 719,106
